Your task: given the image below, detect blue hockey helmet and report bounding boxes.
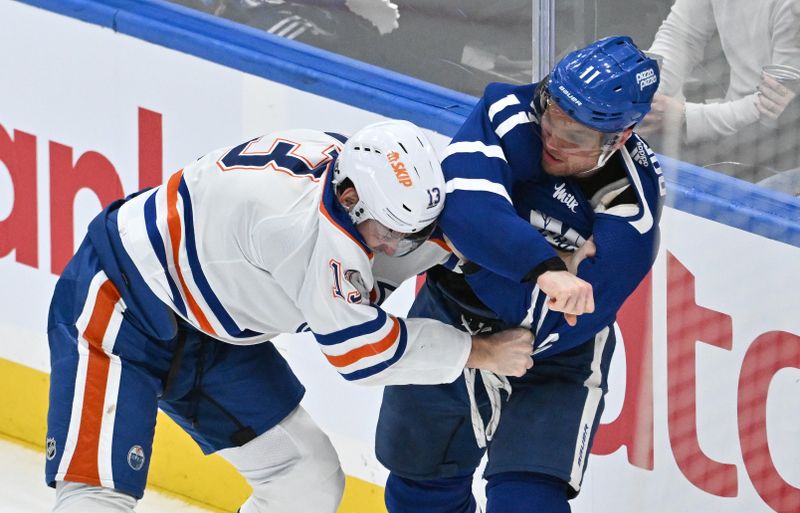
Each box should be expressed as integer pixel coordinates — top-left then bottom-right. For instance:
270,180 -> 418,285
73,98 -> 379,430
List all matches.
547,36 -> 659,133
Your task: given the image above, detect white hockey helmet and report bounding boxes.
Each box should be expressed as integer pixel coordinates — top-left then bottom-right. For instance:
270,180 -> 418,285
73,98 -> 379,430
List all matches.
334,120 -> 445,251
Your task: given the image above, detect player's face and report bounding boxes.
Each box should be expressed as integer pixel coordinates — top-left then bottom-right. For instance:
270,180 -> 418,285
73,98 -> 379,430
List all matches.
357,219 -> 435,256
539,101 -> 607,176
356,219 -> 407,256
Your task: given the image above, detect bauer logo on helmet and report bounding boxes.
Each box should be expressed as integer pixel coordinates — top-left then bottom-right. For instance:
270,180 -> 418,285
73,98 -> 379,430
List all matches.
558,85 -> 583,106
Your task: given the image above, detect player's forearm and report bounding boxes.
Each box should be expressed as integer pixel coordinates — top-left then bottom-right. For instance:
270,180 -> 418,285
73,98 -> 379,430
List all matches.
684,96 -> 760,142
441,199 -> 560,283
351,319 -> 472,386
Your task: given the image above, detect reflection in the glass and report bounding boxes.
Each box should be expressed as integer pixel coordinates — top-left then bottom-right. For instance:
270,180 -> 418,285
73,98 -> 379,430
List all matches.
168,0 -> 533,97
170,0 -> 799,196
641,0 -> 800,195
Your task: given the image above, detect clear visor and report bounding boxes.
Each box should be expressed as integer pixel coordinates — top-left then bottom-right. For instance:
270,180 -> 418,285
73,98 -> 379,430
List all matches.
371,220 -> 437,257
537,94 -> 620,157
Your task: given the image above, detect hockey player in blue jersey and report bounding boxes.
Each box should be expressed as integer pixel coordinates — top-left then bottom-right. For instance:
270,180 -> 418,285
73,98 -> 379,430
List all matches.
376,36 -> 665,513
44,120 -> 537,513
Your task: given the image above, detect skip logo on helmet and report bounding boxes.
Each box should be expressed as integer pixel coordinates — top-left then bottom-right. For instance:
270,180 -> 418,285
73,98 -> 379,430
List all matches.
387,151 -> 413,187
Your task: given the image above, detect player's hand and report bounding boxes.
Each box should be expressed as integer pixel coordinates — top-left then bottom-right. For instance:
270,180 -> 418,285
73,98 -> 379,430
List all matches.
757,74 -> 797,121
638,93 -> 685,137
467,328 -> 534,377
536,270 -> 594,326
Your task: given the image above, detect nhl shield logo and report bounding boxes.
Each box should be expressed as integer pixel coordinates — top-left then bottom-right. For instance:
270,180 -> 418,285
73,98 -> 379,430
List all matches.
46,437 -> 57,461
127,445 -> 146,471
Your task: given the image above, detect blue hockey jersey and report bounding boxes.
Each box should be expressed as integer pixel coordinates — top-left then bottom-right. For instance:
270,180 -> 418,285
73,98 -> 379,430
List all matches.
436,82 -> 665,358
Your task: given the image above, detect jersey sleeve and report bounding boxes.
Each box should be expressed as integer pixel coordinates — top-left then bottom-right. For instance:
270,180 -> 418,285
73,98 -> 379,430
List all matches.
528,214 -> 660,357
295,222 -> 471,386
464,137 -> 665,357
440,83 -> 560,283
528,141 -> 665,356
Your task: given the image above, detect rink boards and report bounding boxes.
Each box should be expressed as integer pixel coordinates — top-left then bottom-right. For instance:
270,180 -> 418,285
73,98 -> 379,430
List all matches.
1,2 -> 798,512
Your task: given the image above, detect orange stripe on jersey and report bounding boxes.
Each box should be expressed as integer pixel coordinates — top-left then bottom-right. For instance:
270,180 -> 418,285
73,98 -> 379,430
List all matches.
165,170 -> 217,335
319,201 -> 373,259
429,237 -> 452,252
318,171 -> 373,259
64,280 -> 120,485
324,317 -> 400,368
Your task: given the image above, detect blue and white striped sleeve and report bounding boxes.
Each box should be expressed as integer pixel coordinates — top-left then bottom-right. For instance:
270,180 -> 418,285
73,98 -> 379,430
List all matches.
527,213 -> 661,358
523,140 -> 665,356
440,84 -> 560,283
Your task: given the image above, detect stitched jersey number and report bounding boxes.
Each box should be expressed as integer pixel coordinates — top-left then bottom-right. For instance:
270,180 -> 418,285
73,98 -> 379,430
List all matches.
329,259 -> 362,304
217,137 -> 339,179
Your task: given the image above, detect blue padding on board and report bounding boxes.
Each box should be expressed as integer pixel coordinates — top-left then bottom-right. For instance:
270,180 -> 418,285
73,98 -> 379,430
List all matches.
659,156 -> 800,247
15,0 -> 800,248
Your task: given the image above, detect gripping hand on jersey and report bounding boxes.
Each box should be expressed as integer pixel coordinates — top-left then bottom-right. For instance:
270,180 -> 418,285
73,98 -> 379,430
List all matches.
537,239 -> 597,326
466,328 -> 535,377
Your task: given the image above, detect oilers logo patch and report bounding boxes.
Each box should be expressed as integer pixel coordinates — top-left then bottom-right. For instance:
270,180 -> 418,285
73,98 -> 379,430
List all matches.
127,445 -> 146,471
46,437 -> 57,461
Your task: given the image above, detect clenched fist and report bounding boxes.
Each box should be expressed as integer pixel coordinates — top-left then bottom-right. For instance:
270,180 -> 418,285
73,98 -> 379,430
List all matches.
536,270 -> 594,326
467,328 -> 535,377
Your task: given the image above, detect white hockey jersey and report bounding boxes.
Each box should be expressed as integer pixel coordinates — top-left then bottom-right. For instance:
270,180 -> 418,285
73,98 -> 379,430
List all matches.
116,129 -> 469,385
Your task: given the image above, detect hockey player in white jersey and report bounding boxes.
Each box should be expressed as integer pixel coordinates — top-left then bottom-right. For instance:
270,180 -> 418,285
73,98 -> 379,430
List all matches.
44,120 -> 535,513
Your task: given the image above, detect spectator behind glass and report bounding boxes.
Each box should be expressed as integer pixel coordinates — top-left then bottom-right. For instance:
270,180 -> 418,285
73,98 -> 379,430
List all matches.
168,0 -> 533,97
638,0 -> 800,188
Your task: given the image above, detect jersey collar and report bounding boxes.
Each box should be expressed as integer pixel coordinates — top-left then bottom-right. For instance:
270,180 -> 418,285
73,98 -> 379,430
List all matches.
318,167 -> 373,257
